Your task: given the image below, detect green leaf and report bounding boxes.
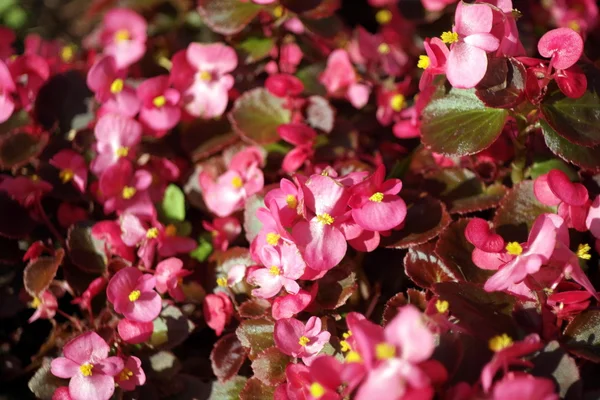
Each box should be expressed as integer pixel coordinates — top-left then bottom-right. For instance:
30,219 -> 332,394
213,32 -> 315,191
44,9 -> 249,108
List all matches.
28,360 -> 68,400
190,236 -> 213,262
564,310 -> 600,362
197,0 -> 263,35
421,87 -> 508,156
24,249 -> 65,297
151,306 -> 195,350
251,347 -> 291,386
528,158 -> 579,180
239,377 -> 276,400
236,318 -> 275,360
67,222 -> 107,275
238,37 -> 275,63
540,68 -> 600,147
0,131 -> 48,170
229,88 -> 291,145
209,376 -> 248,400
541,119 -> 600,171
161,184 -> 186,222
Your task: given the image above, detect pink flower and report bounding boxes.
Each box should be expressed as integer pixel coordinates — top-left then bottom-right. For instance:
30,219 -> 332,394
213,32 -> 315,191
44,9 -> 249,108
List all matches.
117,319 -> 154,344
115,356 -> 146,392
348,165 -> 406,232
137,75 -> 181,133
292,174 -> 349,271
106,267 -> 162,322
28,290 -> 58,323
445,2 -> 500,88
50,331 -> 124,400
421,0 -> 457,11
52,387 -> 72,400
320,49 -> 370,109
263,178 -> 302,228
142,156 -> 181,203
99,160 -> 154,216
0,27 -> 15,60
91,113 -> 142,175
203,292 -> 233,336
155,257 -> 191,302
50,150 -> 88,193
265,73 -> 304,98
491,373 -> 558,400
587,195 -> 600,239
279,356 -> 348,400
274,316 -> 331,365
171,43 -> 237,119
202,217 -> 242,251
72,278 -> 108,313
356,28 -> 409,77
248,243 -> 306,298
418,37 -> 449,91
272,286 -> 316,320
8,54 -> 49,110
0,59 -> 15,123
537,28 -> 583,71
86,56 -> 140,118
91,221 -> 135,262
100,8 -> 147,69
278,124 -> 316,173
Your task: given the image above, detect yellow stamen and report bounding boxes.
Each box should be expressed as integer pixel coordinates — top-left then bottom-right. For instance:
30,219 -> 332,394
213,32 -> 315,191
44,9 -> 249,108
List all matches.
217,277 -> 228,287
266,232 -> 281,246
375,342 -> 396,360
577,243 -> 591,260
340,340 -> 351,352
436,299 -> 449,313
441,31 -> 459,44
316,213 -> 334,225
273,5 -> 284,18
198,71 -> 212,82
345,350 -> 362,363
505,242 -> 523,256
153,95 -> 166,108
369,192 -> 385,202
269,265 -> 281,276
80,363 -> 94,376
376,9 -> 393,25
146,227 -> 159,239
489,333 -> 513,352
110,78 -> 124,94
114,29 -> 130,43
568,20 -> 581,32
417,55 -> 430,69
115,146 -> 129,157
231,176 -> 243,189
30,296 -> 42,308
61,45 -> 75,63
378,43 -> 391,54
118,368 -> 133,381
31,174 -> 39,181
122,186 -> 136,199
165,224 -> 177,237
309,382 -> 325,398
59,168 -> 74,183
342,330 -> 352,339
390,94 -> 405,112
286,194 -> 298,209
128,290 -> 141,302
298,336 -> 310,346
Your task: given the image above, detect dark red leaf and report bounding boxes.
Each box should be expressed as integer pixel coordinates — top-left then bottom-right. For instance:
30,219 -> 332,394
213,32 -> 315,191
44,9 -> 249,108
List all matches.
24,248 -> 64,296
404,242 -> 459,290
211,334 -> 248,383
251,346 -> 291,386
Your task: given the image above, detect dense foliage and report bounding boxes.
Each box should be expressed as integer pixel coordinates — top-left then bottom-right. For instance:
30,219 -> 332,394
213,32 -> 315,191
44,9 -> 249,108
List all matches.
2,0 -> 600,399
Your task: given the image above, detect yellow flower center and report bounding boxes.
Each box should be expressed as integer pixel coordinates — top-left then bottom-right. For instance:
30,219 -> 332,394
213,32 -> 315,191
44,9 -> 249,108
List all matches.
378,43 -> 391,55
376,9 -> 392,25
198,70 -> 212,82
231,176 -> 243,189
441,31 -> 459,44
273,5 -> 284,18
298,336 -> 310,346
505,242 -> 523,256
489,333 -> 513,352
375,342 -> 396,360
153,95 -> 166,108
122,186 -> 136,199
345,350 -> 362,363
146,227 -> 159,239
389,94 -> 405,112
80,363 -> 94,376
340,340 -> 351,352
316,213 -> 334,225
216,277 -> 228,287
165,224 -> 177,237
286,194 -> 298,209
369,192 -> 385,202
114,29 -> 130,43
417,55 -> 430,69
568,20 -> 581,32
436,299 -> 449,313
30,296 -> 42,308
110,78 -> 124,94
118,368 -> 133,381
310,382 -> 325,398
59,168 -> 74,183
269,265 -> 281,276
129,290 -> 141,302
115,146 -> 129,157
577,243 -> 591,260
61,45 -> 75,63
266,232 -> 281,246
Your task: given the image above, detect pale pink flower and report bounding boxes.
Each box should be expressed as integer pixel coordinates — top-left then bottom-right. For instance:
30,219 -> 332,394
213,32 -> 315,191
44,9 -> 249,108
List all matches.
50,331 -> 124,400
155,257 -> 191,302
274,316 -> 331,365
202,217 -> 242,251
91,113 -> 142,175
106,267 -> 162,322
115,356 -> 146,392
100,8 -> 147,69
248,243 -> 306,298
0,59 -> 15,123
320,49 -> 370,109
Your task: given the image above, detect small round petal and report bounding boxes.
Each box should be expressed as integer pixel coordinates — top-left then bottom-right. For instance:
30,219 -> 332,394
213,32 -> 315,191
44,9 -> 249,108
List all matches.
186,43 -> 238,75
556,65 -> 587,99
126,290 -> 161,322
454,2 -> 494,36
446,42 -> 488,89
63,331 -> 110,365
351,195 -> 406,232
547,169 -> 588,206
50,358 -> 80,379
69,373 -> 115,400
107,267 -> 141,306
118,319 -> 154,344
465,218 -> 505,252
274,318 -> 305,356
538,28 -> 583,70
